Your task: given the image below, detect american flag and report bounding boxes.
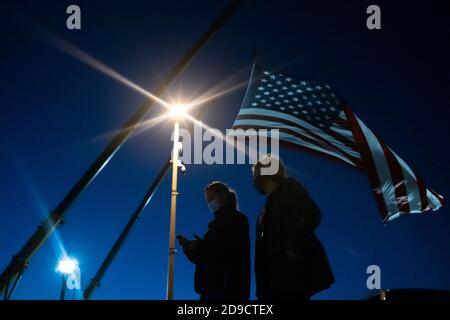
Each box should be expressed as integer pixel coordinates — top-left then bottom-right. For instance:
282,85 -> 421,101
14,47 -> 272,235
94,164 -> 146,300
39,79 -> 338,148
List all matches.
230,65 -> 444,222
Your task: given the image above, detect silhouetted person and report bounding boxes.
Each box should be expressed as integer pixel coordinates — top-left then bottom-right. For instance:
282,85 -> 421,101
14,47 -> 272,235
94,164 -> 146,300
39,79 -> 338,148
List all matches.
252,154 -> 334,300
177,181 -> 250,300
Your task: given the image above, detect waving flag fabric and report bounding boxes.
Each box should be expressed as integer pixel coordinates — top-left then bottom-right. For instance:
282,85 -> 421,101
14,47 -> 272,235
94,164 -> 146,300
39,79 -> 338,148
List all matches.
231,64 -> 444,222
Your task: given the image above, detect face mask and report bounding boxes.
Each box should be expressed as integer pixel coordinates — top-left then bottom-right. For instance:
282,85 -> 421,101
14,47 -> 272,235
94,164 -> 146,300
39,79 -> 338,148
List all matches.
207,199 -> 221,213
253,175 -> 266,195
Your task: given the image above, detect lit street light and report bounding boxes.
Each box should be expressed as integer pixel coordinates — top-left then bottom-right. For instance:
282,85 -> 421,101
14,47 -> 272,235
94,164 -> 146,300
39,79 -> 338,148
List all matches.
169,104 -> 187,118
56,258 -> 78,300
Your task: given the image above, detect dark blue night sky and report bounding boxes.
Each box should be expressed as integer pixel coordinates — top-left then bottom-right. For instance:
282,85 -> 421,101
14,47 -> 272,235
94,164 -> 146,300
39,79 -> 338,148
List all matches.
0,0 -> 449,299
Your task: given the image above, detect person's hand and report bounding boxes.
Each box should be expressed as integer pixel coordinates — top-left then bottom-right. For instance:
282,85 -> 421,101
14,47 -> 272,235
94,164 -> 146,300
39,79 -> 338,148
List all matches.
177,234 -> 200,251
183,239 -> 199,251
176,234 -> 188,246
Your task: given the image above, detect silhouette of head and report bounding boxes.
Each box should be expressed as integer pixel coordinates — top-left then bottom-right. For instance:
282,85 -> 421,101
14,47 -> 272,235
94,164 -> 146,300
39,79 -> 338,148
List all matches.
204,181 -> 238,213
252,154 -> 286,195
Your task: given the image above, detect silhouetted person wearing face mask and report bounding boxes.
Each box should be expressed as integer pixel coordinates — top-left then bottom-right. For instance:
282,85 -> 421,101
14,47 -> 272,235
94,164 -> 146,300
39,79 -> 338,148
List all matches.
253,154 -> 334,300
177,181 -> 250,300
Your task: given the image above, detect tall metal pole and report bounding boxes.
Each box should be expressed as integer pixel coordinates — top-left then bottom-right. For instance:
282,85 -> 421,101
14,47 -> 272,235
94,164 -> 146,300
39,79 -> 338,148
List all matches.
166,121 -> 180,300
4,269 -> 24,300
60,274 -> 66,300
0,0 -> 243,295
83,160 -> 169,300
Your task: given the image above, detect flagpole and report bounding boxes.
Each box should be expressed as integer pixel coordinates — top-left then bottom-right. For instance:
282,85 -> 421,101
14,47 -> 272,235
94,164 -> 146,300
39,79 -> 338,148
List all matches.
0,0 -> 244,296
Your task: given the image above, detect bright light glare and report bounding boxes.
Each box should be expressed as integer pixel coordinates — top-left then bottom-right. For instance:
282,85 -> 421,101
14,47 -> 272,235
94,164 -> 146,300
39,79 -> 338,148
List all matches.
170,104 -> 187,118
57,258 -> 78,274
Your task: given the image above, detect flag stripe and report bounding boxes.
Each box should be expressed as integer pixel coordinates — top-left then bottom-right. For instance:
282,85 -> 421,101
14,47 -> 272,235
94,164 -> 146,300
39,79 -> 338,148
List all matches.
379,141 -> 411,213
429,188 -> 445,206
233,115 -> 363,167
277,139 -> 361,170
343,106 -> 390,220
234,119 -> 361,167
416,176 -> 430,211
236,108 -> 357,151
325,125 -> 357,149
391,150 -> 427,212
232,124 -> 358,167
232,127 -> 361,170
357,117 -> 401,217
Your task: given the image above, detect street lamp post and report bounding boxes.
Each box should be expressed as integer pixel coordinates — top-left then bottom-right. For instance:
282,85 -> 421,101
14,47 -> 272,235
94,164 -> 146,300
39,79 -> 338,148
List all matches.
166,105 -> 185,300
60,273 -> 67,300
